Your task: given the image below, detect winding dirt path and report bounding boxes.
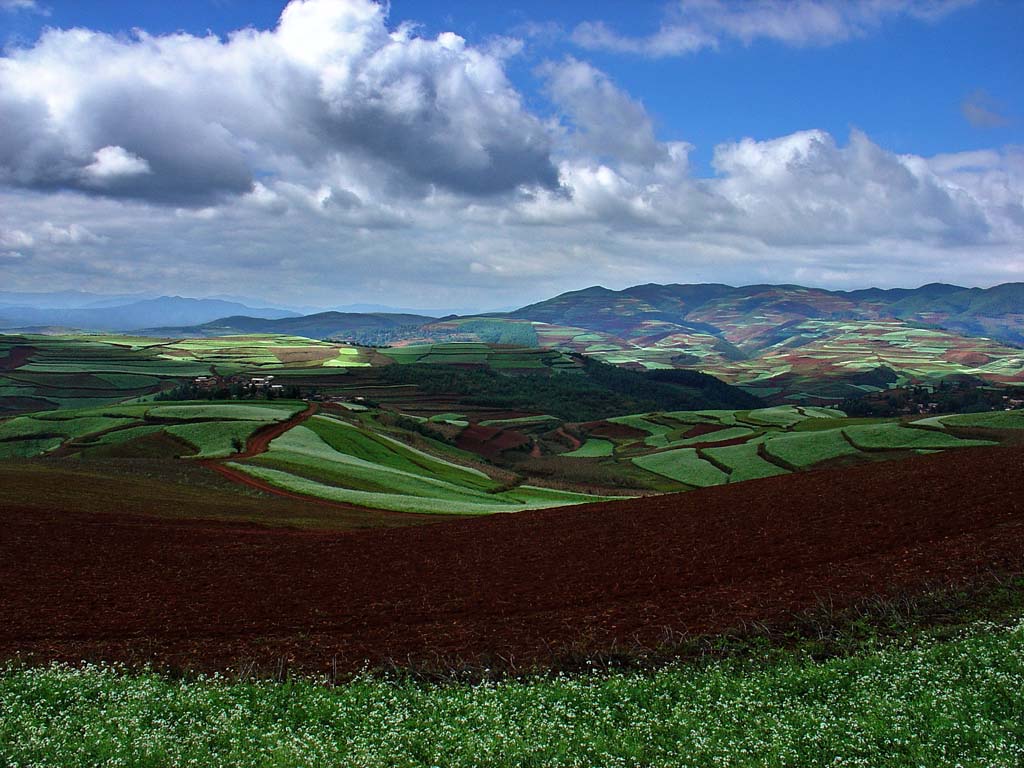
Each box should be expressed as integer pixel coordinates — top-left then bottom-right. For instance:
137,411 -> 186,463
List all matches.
199,402 -> 327,502
554,427 -> 582,451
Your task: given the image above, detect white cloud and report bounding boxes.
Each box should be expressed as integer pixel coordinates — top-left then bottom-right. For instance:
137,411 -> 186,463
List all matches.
0,2 -> 1019,306
40,221 -> 103,244
572,0 -> 975,57
0,227 -> 33,249
0,0 -> 557,205
540,57 -> 667,167
82,146 -> 151,182
0,0 -> 44,13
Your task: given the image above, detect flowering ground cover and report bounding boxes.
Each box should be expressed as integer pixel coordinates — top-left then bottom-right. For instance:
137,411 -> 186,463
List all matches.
2,619 -> 1022,768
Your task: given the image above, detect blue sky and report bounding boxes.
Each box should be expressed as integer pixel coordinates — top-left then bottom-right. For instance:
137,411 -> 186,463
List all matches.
0,0 -> 1021,309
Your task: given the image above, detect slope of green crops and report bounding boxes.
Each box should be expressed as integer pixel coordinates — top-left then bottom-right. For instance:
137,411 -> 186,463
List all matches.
564,439 -> 615,458
0,437 -> 62,459
671,426 -> 755,447
940,411 -> 1024,430
306,417 -> 492,488
632,448 -> 729,487
843,424 -> 996,451
704,442 -> 790,482
0,416 -> 137,442
165,421 -> 267,459
147,403 -> 302,422
762,429 -> 861,469
235,424 -> 615,514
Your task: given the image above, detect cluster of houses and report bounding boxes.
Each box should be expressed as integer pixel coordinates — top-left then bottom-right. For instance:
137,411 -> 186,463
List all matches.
192,374 -> 285,395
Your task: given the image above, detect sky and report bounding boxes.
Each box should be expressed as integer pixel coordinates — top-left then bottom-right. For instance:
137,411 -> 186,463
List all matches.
0,0 -> 1022,312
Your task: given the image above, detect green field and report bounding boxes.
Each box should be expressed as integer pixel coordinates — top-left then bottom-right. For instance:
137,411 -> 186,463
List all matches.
703,441 -> 790,482
563,438 -> 614,458
3,619 -> 1021,768
632,448 -> 729,487
938,411 -> 1024,430
762,429 -> 861,469
843,423 -> 996,451
235,416 -> 617,514
0,401 -> 304,459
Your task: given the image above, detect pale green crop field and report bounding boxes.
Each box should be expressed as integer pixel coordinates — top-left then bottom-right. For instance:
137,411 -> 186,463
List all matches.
165,421 -> 269,459
843,424 -> 995,451
632,448 -> 729,488
703,442 -> 790,483
235,418 -> 618,514
564,438 -> 615,458
762,429 -> 861,469
0,401 -> 304,459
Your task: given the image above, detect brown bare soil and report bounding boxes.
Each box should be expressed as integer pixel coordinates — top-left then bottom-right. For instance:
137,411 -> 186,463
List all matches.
455,424 -> 530,458
582,421 -> 648,440
682,422 -> 727,439
2,446 -> 1022,675
0,345 -> 36,370
232,402 -> 318,459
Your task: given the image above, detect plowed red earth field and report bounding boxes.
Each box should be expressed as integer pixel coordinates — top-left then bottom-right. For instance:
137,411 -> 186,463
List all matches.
2,446 -> 1023,674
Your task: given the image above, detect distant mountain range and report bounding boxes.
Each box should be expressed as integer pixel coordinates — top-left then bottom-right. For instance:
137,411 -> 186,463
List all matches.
132,281 -> 1024,346
169,311 -> 437,341
506,282 -> 1024,347
2,281 -> 1022,404
0,296 -> 298,332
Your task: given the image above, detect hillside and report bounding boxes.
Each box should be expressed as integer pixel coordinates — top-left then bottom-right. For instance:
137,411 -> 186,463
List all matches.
3,444 -> 1021,673
508,282 -> 1024,347
149,311 -> 437,342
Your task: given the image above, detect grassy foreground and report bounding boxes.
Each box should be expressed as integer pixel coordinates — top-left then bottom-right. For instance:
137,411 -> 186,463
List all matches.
2,620 -> 1022,767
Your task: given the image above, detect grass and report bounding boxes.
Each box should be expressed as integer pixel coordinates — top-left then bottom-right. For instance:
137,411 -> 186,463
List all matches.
763,429 -> 862,469
632,448 -> 729,487
940,411 -> 1024,430
671,426 -> 755,446
563,439 -> 614,458
2,618 -> 1022,767
843,423 -> 996,451
703,442 -> 790,482
146,403 -> 302,422
165,421 -> 267,459
237,422 -> 616,515
0,437 -> 62,458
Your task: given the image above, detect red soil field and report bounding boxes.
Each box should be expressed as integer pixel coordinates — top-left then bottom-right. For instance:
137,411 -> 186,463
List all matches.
682,422 -> 727,439
2,446 -> 1022,675
0,345 -> 35,370
455,424 -> 530,458
583,421 -> 648,440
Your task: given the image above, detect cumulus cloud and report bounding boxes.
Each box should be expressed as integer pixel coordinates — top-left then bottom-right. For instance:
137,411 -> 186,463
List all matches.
572,0 -> 975,57
82,146 -> 151,183
540,57 -> 667,167
710,129 -> 992,245
0,2 -> 1019,306
0,0 -> 557,205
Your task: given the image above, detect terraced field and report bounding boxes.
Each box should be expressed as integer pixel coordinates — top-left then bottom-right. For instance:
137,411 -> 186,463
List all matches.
3,331 -> 1023,515
0,400 -> 305,460
231,414 -> 618,514
380,342 -> 577,371
573,404 -> 1011,490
